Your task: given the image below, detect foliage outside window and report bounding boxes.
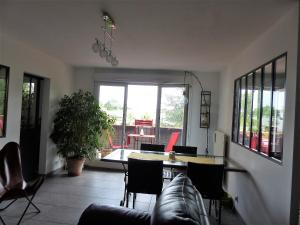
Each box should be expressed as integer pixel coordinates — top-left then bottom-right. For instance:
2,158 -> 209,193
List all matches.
232,54 -> 287,162
0,65 -> 9,137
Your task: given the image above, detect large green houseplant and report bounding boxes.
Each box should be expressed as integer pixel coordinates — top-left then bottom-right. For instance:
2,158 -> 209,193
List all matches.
50,90 -> 114,176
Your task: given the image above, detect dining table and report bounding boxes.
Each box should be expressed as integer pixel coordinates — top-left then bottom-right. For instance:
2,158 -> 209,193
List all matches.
101,148 -> 246,206
101,148 -> 246,172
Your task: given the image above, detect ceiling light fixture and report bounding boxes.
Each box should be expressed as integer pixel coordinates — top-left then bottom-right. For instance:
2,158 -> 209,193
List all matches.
92,11 -> 119,67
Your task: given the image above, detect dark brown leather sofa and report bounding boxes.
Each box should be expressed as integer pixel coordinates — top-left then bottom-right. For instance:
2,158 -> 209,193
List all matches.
78,174 -> 210,225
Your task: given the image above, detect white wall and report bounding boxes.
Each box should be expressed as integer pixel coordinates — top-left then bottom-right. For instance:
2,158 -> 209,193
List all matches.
0,33 -> 74,174
74,67 -> 220,154
217,5 -> 299,225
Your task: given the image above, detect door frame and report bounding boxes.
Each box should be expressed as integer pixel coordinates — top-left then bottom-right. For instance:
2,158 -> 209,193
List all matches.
95,81 -> 189,147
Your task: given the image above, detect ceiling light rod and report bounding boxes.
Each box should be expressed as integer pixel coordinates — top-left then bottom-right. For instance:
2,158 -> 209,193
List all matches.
91,11 -> 119,66
102,30 -> 115,41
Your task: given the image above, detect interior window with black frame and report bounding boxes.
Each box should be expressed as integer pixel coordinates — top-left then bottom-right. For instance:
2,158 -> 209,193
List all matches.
0,65 -> 9,137
231,54 -> 286,162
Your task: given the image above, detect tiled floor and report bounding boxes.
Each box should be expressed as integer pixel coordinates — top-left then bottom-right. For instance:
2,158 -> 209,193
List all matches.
0,169 -> 245,225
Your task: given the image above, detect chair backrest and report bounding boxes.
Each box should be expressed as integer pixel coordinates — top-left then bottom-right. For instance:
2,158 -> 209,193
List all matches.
134,119 -> 153,126
0,142 -> 25,195
140,143 -> 165,152
172,145 -> 197,155
134,119 -> 154,136
127,158 -> 163,195
187,162 -> 224,199
165,132 -> 180,152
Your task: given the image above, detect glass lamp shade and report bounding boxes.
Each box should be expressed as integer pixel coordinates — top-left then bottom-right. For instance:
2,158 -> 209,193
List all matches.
111,57 -> 119,66
92,42 -> 99,53
106,51 -> 113,63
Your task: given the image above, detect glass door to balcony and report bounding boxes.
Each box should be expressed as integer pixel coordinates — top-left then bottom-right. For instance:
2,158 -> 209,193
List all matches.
97,83 -> 188,150
98,85 -> 126,148
158,86 -> 187,148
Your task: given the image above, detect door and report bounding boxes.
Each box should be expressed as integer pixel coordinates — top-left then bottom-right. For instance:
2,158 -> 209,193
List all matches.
20,74 -> 42,180
158,86 -> 188,146
98,84 -> 127,148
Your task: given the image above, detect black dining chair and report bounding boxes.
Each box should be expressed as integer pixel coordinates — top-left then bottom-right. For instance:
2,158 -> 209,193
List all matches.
140,143 -> 172,180
172,145 -> 197,155
0,142 -> 45,225
187,162 -> 225,225
125,158 -> 163,208
140,143 -> 165,152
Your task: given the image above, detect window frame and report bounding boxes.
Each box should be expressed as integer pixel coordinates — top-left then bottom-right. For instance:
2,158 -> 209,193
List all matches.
95,81 -> 189,147
0,65 -> 9,138
231,53 -> 287,163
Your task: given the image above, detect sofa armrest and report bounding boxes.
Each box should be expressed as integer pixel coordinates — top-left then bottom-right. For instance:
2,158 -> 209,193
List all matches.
78,204 -> 151,225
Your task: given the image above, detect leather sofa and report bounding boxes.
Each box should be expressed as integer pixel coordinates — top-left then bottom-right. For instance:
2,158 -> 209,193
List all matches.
78,174 -> 210,225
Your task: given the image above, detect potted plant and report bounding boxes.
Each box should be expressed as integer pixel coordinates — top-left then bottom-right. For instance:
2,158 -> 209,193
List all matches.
50,90 -> 114,176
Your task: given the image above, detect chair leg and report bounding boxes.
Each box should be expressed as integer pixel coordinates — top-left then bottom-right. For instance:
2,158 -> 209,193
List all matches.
126,191 -> 130,207
218,200 -> 222,225
132,193 -> 136,209
208,200 -> 212,215
0,199 -> 17,211
17,194 -> 41,225
0,215 -> 6,225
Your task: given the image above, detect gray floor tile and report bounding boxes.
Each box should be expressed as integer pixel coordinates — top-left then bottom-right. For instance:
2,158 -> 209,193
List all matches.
0,169 -> 245,225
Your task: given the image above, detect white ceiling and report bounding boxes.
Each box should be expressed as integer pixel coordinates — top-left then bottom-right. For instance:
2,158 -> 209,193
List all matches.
0,0 -> 296,72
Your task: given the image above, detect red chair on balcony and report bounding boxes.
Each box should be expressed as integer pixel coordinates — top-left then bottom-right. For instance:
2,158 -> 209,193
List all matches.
165,132 -> 180,152
109,136 -> 128,150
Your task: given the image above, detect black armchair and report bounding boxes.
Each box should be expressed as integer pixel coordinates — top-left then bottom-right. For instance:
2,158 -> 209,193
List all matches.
0,142 -> 44,225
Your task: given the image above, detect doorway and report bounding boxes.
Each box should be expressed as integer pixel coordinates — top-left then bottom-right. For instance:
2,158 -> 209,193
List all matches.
20,74 -> 43,180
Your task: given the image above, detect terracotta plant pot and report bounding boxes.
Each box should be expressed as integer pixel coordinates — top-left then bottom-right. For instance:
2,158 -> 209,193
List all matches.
67,158 -> 85,176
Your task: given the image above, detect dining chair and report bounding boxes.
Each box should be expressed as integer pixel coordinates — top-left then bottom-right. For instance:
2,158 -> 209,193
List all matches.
172,145 -> 197,155
125,158 -> 163,208
0,142 -> 45,225
140,143 -> 165,152
109,135 -> 128,149
165,132 -> 180,152
187,162 -> 225,225
140,143 -> 172,180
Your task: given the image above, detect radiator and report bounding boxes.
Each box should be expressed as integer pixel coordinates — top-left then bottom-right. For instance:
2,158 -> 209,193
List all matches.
213,130 -> 227,156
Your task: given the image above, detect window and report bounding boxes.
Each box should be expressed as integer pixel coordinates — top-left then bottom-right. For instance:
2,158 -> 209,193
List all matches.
0,65 -> 9,137
97,84 -> 188,149
232,54 -> 286,162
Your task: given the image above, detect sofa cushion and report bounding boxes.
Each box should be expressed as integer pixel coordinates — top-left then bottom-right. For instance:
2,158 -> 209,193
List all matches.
151,174 -> 209,225
78,204 -> 151,225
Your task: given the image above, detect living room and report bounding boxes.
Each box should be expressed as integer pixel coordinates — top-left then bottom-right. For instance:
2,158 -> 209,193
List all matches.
0,1 -> 300,225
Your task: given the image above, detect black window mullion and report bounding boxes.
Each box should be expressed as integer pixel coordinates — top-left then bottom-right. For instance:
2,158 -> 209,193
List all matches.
258,68 -> 264,152
236,79 -> 242,143
242,76 -> 248,145
249,73 -> 254,149
268,62 -> 275,157
231,81 -> 237,142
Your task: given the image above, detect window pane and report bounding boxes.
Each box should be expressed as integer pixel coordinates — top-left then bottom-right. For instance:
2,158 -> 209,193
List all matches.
250,69 -> 262,150
261,63 -> 272,155
126,85 -> 157,149
232,80 -> 240,142
0,66 -> 8,137
159,87 -> 185,146
99,85 -> 125,147
244,74 -> 253,147
271,56 -> 286,160
238,77 -> 246,144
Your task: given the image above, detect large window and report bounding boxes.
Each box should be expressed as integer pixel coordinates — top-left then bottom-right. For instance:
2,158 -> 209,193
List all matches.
0,65 -> 9,137
232,54 -> 286,162
98,84 -> 188,149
